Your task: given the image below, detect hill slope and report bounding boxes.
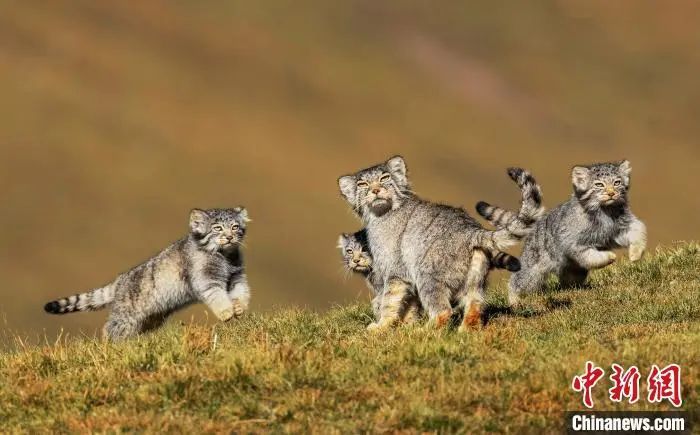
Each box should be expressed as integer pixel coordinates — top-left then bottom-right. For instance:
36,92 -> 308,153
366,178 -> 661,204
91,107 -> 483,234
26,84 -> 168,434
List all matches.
1,1 -> 700,339
1,244 -> 698,433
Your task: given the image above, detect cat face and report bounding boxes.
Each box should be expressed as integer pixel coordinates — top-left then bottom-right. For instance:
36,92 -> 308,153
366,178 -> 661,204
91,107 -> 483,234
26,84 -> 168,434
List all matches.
189,207 -> 249,253
571,161 -> 631,209
338,156 -> 411,218
338,233 -> 373,273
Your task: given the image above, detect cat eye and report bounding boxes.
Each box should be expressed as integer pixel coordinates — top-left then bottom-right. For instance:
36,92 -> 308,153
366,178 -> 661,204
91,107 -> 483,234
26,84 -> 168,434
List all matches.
379,173 -> 392,183
232,224 -> 240,230
594,182 -> 605,188
356,180 -> 369,188
613,180 -> 622,186
345,249 -> 353,254
212,225 -> 224,232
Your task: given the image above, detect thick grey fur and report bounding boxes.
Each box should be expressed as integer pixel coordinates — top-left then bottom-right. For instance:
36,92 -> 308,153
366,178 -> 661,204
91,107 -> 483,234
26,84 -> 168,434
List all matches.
44,208 -> 252,341
337,156 -> 537,327
508,160 -> 647,305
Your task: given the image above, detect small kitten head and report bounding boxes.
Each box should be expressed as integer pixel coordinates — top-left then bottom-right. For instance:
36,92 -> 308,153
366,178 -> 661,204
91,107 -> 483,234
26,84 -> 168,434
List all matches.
337,231 -> 373,274
571,161 -> 631,209
189,207 -> 249,252
338,156 -> 411,218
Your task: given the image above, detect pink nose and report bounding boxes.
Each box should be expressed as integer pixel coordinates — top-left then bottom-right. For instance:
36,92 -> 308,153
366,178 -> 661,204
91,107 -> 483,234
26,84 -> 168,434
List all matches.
372,188 -> 381,194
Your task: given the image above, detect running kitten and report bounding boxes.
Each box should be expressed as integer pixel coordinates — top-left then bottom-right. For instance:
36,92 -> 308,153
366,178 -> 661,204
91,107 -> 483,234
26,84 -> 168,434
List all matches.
44,208 -> 252,341
508,161 -> 646,306
338,156 -> 538,331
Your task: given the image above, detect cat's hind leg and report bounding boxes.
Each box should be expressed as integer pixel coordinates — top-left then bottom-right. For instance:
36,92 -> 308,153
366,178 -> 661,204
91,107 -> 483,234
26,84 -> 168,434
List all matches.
417,279 -> 453,329
457,249 -> 490,331
559,263 -> 589,288
103,312 -> 141,342
509,262 -> 552,307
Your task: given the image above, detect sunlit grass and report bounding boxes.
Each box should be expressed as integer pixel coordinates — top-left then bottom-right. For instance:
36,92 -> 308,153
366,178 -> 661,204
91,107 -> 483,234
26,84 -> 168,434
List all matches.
1,244 -> 698,433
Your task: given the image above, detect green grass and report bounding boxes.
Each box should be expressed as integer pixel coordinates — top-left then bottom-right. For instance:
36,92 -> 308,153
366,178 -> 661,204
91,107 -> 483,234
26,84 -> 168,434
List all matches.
1,244 -> 699,433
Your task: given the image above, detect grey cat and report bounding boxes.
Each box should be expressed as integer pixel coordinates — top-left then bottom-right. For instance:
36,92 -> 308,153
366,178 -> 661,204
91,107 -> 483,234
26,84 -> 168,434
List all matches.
501,161 -> 646,306
338,230 -> 421,328
44,208 -> 252,341
338,230 -> 522,329
338,156 -> 539,330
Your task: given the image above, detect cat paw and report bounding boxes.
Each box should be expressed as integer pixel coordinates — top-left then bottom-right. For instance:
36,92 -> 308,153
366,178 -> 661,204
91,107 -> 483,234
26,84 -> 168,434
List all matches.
433,309 -> 453,329
215,308 -> 235,322
232,299 -> 245,318
459,302 -> 483,332
508,292 -> 522,308
603,251 -> 617,266
629,245 -> 645,262
366,322 -> 383,332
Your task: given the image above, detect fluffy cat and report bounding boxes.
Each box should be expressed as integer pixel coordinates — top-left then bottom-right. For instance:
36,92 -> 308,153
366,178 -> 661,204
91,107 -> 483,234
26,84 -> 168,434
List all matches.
338,230 -> 522,329
507,161 -> 646,305
338,156 -> 537,330
44,208 -> 251,341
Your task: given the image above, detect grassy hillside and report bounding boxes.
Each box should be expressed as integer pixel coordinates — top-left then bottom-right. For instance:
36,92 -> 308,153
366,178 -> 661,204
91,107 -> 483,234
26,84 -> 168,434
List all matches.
1,1 -> 700,340
1,244 -> 698,433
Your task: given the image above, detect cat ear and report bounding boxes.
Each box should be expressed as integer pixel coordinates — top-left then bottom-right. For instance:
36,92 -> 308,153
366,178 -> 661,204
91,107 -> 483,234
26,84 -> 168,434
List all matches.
337,233 -> 350,249
571,166 -> 590,191
618,160 -> 631,183
338,175 -> 357,203
235,207 -> 250,223
189,209 -> 210,234
386,155 -> 408,186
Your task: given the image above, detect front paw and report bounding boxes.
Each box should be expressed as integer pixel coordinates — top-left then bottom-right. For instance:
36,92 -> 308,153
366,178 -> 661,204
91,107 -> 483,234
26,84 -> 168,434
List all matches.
232,299 -> 245,318
215,308 -> 235,322
366,322 -> 382,332
603,251 -> 617,266
629,244 -> 645,262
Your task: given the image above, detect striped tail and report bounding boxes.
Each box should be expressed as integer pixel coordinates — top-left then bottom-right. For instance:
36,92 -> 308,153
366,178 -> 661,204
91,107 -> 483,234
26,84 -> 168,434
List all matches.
491,252 -> 521,272
44,285 -> 114,315
471,227 -> 520,252
476,167 -> 544,238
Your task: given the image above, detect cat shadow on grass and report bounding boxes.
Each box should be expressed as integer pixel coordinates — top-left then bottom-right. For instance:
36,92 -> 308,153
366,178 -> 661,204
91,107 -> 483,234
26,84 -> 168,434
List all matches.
480,294 -> 573,327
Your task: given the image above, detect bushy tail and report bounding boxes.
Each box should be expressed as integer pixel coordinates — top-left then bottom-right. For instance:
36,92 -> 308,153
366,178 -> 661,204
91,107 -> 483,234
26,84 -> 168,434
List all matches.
44,285 -> 114,315
476,167 -> 544,238
471,227 -> 521,253
491,252 -> 521,272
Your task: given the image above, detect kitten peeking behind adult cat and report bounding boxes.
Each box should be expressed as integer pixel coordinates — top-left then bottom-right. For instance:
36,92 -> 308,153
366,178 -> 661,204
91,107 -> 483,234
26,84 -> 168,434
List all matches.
44,208 -> 252,341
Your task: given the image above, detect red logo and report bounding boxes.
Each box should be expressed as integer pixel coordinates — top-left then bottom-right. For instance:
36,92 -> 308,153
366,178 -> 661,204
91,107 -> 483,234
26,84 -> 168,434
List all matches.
572,363 -> 682,408
572,361 -> 606,408
647,364 -> 682,408
609,364 -> 641,404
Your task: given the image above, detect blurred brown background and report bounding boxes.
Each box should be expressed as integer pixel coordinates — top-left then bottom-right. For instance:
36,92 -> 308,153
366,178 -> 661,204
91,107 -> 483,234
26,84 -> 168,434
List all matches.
1,1 -> 698,343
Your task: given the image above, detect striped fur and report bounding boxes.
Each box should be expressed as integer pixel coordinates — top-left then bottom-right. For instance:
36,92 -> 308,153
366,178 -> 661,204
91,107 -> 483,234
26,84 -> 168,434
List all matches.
476,167 -> 544,238
508,161 -> 646,306
43,208 -> 251,341
44,285 -> 114,314
491,252 -> 521,272
338,156 -> 529,328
